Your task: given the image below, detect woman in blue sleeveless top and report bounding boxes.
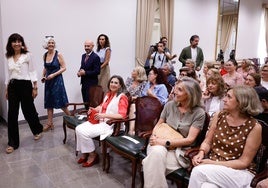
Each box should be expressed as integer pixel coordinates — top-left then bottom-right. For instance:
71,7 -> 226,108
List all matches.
42,36 -> 70,131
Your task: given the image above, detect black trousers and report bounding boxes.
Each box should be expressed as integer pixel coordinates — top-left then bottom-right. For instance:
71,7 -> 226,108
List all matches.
7,79 -> 43,149
81,85 -> 89,110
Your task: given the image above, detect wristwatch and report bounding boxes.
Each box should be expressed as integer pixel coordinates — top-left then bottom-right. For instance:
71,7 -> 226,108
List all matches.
165,141 -> 171,149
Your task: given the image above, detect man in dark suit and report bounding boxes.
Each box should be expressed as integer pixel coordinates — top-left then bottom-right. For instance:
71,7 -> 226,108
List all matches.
179,35 -> 204,71
77,40 -> 100,109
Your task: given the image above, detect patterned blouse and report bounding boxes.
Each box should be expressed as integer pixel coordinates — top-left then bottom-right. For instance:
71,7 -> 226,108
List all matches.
209,111 -> 258,172
125,77 -> 146,97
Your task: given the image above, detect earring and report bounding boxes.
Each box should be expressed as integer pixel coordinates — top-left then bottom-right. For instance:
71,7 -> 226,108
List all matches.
21,46 -> 24,49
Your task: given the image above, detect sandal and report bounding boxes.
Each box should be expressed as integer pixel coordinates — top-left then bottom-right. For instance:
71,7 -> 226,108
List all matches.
34,133 -> 42,140
6,146 -> 14,154
43,123 -> 54,131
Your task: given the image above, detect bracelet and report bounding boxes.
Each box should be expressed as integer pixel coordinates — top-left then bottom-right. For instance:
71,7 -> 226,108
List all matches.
199,149 -> 206,154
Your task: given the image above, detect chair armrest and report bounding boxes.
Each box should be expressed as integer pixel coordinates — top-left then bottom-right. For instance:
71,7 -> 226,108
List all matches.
78,110 -> 88,115
106,117 -> 134,136
251,168 -> 268,187
66,102 -> 89,115
138,130 -> 153,138
106,117 -> 134,125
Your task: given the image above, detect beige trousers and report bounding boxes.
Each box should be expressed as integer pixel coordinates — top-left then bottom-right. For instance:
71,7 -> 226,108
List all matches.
142,145 -> 182,188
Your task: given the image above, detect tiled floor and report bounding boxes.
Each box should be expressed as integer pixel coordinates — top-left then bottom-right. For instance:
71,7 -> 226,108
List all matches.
0,116 -> 176,188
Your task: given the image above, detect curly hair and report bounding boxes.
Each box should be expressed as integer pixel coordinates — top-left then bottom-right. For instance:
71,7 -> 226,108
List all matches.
206,75 -> 226,98
96,34 -> 110,52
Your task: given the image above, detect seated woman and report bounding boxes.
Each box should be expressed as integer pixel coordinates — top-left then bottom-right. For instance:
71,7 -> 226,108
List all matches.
200,62 -> 214,92
203,75 -> 225,116
222,59 -> 244,89
142,77 -> 206,188
125,66 -> 147,135
189,86 -> 262,188
237,59 -> 256,79
141,67 -> 169,105
75,75 -> 129,167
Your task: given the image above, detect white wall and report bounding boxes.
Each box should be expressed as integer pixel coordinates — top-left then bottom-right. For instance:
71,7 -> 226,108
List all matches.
0,0 -> 137,120
172,0 -> 219,73
236,0 -> 263,59
0,0 -> 266,121
0,2 -> 7,120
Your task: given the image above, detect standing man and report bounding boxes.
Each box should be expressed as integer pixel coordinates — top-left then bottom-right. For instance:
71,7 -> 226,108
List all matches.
77,40 -> 100,109
179,35 -> 204,71
160,37 -> 177,61
150,42 -> 171,69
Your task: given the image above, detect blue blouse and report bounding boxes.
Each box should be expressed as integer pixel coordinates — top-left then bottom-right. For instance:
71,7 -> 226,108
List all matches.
141,82 -> 168,105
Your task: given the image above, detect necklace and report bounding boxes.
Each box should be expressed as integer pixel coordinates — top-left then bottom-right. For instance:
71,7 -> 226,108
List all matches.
13,54 -> 21,62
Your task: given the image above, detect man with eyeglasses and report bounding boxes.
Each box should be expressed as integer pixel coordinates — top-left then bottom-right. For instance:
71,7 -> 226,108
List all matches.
179,35 -> 204,71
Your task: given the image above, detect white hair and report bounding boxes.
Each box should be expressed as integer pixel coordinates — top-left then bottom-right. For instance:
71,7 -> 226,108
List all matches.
42,36 -> 55,49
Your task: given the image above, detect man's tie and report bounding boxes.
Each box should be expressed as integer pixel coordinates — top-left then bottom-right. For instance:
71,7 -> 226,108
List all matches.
84,54 -> 89,63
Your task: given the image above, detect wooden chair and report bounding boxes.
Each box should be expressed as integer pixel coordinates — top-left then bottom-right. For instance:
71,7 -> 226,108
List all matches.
102,96 -> 163,188
62,85 -> 104,148
250,120 -> 268,187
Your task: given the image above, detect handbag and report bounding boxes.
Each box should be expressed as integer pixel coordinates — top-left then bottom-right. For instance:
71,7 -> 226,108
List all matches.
87,109 -> 99,124
153,123 -> 183,150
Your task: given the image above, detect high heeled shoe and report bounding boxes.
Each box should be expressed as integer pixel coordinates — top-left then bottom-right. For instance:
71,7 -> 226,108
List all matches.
77,157 -> 88,164
82,154 -> 99,167
43,124 -> 54,131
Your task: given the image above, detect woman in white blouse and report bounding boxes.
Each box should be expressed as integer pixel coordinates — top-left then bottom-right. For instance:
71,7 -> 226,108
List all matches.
5,33 -> 43,154
202,74 -> 226,116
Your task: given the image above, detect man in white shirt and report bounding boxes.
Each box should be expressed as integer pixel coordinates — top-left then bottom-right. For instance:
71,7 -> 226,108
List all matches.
150,42 -> 171,69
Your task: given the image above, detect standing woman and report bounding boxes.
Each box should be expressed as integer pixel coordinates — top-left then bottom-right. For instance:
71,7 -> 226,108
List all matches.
5,33 -> 43,154
41,36 -> 70,131
96,34 -> 111,93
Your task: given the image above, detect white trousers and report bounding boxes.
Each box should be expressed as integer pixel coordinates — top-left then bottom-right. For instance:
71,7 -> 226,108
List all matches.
75,121 -> 113,153
142,145 -> 181,188
188,164 -> 254,188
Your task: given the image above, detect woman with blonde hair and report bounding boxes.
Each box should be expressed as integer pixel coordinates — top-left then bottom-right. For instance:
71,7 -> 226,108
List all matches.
143,77 -> 206,188
237,59 -> 256,79
189,86 -> 263,188
41,36 -> 70,131
203,75 -> 225,116
125,66 -> 147,135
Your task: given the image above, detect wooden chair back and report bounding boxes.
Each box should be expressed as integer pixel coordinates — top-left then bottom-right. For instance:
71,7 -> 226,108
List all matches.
134,96 -> 163,136
88,85 -> 104,108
